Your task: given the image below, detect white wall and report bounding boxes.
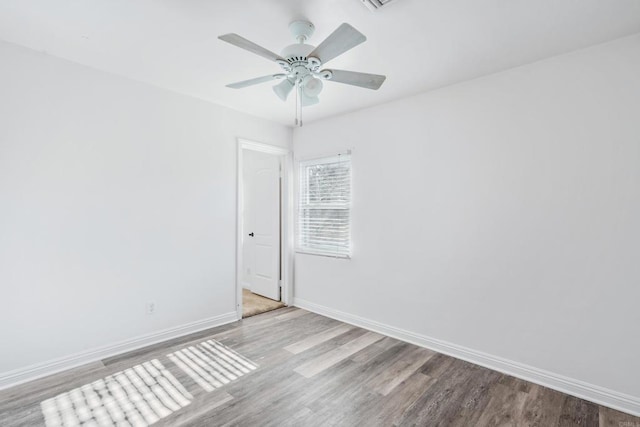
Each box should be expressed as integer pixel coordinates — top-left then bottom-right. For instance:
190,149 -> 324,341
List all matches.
293,34 -> 640,404
0,41 -> 291,377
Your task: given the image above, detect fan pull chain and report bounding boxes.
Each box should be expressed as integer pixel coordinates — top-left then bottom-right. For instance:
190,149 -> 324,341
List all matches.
299,81 -> 303,127
293,79 -> 303,127
294,80 -> 299,127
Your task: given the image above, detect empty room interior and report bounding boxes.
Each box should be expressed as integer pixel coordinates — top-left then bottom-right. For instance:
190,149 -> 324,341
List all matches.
1,1 -> 640,426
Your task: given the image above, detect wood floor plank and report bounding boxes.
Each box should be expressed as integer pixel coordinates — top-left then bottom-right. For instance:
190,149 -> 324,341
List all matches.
154,390 -> 234,427
395,359 -> 498,426
520,384 -> 567,426
305,343 -> 446,425
293,331 -> 384,378
474,383 -> 530,427
497,372 -> 534,393
442,366 -> 502,427
1,306 -> 639,427
284,324 -> 353,354
557,395 -> 599,426
311,388 -> 382,426
223,313 -> 338,358
276,406 -> 316,427
363,372 -> 437,426
367,345 -> 435,396
274,308 -> 309,321
350,336 -> 401,363
599,406 -> 640,427
419,352 -> 455,379
302,340 -> 413,414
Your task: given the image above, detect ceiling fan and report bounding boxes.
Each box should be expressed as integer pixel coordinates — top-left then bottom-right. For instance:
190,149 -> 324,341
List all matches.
218,20 -> 386,126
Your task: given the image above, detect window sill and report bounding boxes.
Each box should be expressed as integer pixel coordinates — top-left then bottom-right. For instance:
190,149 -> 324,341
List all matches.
295,250 -> 351,260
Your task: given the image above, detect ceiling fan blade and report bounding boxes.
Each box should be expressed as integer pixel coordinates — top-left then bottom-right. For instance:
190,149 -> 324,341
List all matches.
308,23 -> 366,64
327,69 -> 386,90
218,33 -> 285,62
226,74 -> 284,89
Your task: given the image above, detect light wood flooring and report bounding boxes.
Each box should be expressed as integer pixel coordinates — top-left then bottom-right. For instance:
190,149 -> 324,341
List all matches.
1,307 -> 638,426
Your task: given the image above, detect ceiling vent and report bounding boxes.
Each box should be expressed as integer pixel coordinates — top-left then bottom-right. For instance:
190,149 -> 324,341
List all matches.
360,0 -> 395,11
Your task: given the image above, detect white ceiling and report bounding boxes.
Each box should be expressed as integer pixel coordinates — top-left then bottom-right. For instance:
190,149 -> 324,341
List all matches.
1,0 -> 639,126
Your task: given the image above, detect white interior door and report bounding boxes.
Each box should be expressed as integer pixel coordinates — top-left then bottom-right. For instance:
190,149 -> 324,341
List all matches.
243,150 -> 281,301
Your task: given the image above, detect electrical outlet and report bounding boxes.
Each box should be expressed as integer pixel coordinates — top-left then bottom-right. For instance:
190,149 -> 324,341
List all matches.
146,301 -> 155,315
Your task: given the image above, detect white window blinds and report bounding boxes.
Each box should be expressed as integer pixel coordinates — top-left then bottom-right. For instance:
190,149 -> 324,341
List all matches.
298,153 -> 352,258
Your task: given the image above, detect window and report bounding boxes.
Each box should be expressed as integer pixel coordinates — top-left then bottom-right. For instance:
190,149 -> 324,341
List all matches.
298,153 -> 351,258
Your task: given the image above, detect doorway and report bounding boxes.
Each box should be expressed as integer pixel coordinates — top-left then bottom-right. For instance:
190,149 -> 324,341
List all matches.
236,139 -> 292,319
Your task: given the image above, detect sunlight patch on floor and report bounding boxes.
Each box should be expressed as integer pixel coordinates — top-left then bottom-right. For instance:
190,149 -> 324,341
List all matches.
167,339 -> 258,392
40,359 -> 192,427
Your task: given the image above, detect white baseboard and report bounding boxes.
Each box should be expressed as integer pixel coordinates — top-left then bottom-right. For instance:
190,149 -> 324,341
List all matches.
294,298 -> 640,417
0,311 -> 238,390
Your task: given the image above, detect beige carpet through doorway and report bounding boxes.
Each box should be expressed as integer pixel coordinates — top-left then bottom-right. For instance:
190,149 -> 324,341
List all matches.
243,288 -> 285,318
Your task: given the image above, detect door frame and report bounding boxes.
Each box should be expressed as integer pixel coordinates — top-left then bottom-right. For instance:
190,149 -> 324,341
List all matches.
236,138 -> 293,320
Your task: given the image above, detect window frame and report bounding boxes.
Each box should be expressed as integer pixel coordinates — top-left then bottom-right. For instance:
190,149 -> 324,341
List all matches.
296,151 -> 352,259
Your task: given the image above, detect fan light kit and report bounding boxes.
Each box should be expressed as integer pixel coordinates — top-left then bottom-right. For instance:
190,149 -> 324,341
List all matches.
219,20 -> 386,126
